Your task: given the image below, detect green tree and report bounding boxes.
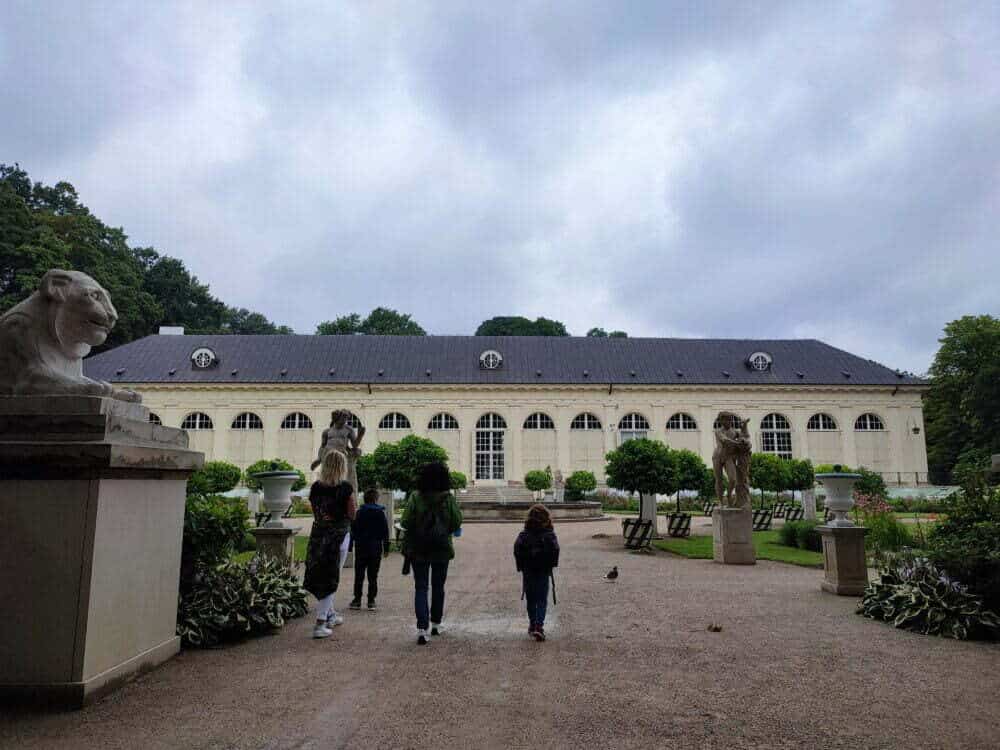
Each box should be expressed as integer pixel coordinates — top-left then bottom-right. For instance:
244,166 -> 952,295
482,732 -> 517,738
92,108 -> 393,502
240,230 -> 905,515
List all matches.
565,470 -> 597,501
316,314 -> 362,335
608,330 -> 628,338
524,469 -> 552,493
243,459 -> 307,492
787,459 -> 816,501
475,316 -> 569,336
360,307 -> 425,335
750,453 -> 791,505
673,448 -> 708,512
604,438 -> 679,523
925,315 -> 1000,484
223,308 -> 294,335
187,460 -> 243,497
587,327 -> 608,337
372,435 -> 448,494
142,255 -> 229,333
356,453 -> 378,491
450,471 -> 468,490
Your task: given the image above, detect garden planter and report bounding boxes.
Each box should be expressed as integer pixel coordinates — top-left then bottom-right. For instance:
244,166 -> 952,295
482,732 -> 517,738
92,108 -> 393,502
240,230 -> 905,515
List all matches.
815,471 -> 861,527
251,470 -> 300,528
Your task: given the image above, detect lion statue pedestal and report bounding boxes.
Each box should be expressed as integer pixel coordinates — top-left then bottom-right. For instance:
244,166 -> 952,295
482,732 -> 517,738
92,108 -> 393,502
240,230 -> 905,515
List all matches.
0,271 -> 203,709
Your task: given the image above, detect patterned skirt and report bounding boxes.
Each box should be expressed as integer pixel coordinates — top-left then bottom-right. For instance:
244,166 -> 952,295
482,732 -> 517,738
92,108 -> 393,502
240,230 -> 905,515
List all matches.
303,520 -> 349,599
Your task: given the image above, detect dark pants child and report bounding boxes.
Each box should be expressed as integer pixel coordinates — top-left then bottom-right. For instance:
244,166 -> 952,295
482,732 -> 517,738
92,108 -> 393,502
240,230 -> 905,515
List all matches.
353,554 -> 382,605
523,570 -> 550,630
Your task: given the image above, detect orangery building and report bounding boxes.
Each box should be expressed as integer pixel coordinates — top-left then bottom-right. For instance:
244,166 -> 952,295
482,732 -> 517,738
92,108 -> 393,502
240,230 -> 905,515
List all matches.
84,332 -> 930,486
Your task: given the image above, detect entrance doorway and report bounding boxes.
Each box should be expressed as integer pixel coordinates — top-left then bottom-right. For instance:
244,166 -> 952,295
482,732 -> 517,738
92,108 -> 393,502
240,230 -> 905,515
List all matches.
475,413 -> 507,482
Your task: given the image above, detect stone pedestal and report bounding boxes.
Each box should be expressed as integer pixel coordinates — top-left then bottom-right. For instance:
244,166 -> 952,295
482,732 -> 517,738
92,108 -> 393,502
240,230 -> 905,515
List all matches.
250,527 -> 295,567
0,396 -> 203,708
802,489 -> 816,520
819,525 -> 868,595
712,507 -> 756,565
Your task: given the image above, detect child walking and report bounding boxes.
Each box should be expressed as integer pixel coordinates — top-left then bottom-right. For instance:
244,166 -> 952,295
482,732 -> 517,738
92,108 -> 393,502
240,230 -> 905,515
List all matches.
350,489 -> 390,611
513,504 -> 560,642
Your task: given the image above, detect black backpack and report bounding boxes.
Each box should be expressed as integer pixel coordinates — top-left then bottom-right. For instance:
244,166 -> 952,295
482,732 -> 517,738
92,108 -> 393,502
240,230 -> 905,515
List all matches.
523,531 -> 555,569
411,497 -> 450,556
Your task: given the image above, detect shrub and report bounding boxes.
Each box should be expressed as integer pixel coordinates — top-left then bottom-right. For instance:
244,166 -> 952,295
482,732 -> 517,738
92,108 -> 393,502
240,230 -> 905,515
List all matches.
780,520 -> 822,551
356,453 -> 378,491
565,470 -> 597,501
863,513 -> 913,559
778,520 -> 800,547
180,494 -> 251,590
854,467 -> 888,499
450,471 -> 468,490
187,460 -> 243,497
858,550 -> 1000,640
244,459 -> 307,491
372,435 -> 449,493
176,556 -> 309,648
525,469 -> 552,492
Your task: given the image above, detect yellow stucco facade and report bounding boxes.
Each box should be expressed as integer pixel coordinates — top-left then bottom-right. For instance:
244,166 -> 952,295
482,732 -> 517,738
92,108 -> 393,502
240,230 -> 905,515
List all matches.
130,382 -> 929,486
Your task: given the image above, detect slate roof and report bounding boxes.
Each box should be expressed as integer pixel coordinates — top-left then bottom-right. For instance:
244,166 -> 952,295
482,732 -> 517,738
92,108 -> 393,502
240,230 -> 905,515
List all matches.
83,335 -> 926,388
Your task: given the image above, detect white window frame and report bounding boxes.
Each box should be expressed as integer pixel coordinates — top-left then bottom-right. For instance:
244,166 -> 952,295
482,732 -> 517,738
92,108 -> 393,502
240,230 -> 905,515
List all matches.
760,412 -> 792,459
428,413 -> 459,430
523,412 -> 555,430
231,412 -> 263,430
666,412 -> 698,431
479,350 -> 503,370
191,347 -> 216,369
280,412 -> 313,430
378,412 -> 411,430
807,413 -> 838,431
181,412 -> 213,430
618,412 -> 649,443
148,412 -> 162,426
570,413 -> 602,430
855,413 -> 885,431
748,351 -> 772,371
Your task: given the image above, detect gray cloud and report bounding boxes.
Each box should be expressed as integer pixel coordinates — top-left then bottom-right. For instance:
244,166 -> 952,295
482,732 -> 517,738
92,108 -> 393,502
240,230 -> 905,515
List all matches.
3,1 -> 998,374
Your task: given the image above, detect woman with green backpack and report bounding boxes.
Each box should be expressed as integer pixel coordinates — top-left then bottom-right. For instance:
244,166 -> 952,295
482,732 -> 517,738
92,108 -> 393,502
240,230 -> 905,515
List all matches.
400,462 -> 463,645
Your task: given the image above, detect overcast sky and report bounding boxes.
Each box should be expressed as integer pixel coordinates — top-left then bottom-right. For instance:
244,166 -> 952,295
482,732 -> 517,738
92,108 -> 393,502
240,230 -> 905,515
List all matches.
4,2 -> 998,374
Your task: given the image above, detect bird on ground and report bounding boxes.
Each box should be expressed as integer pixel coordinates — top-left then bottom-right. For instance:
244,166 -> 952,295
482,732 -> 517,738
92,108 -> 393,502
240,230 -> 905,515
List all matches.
604,566 -> 619,581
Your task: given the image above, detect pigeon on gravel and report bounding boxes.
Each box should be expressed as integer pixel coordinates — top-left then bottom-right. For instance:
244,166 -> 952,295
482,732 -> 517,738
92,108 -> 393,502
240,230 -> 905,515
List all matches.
707,623 -> 723,632
604,566 -> 619,581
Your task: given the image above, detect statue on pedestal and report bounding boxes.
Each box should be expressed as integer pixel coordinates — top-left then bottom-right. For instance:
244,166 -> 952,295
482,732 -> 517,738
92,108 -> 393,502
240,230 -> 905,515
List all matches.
312,410 -> 365,492
713,412 -> 752,509
0,269 -> 139,401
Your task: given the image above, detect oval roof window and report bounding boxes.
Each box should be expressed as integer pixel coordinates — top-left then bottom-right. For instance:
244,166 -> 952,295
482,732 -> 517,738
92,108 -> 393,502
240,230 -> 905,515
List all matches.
191,347 -> 217,369
747,351 -> 773,372
479,349 -> 503,370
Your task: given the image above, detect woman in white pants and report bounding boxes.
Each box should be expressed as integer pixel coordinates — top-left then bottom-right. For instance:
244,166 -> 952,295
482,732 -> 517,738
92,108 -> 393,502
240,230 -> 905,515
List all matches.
302,450 -> 356,638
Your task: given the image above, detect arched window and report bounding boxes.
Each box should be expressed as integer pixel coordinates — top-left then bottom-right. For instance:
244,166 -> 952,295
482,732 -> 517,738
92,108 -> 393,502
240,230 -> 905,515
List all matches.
428,413 -> 459,430
618,413 -> 649,443
476,413 -> 507,430
523,412 -> 555,429
479,349 -> 503,369
281,412 -> 313,430
148,412 -> 162,426
231,412 -> 263,430
344,412 -> 362,430
666,413 -> 698,431
378,412 -> 411,430
807,413 -> 838,431
571,413 -> 602,430
181,412 -> 213,430
747,351 -> 773,371
855,413 -> 885,431
761,413 -> 792,458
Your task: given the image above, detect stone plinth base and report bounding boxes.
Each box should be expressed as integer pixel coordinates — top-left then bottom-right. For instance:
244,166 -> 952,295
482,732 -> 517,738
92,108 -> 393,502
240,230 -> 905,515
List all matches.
819,525 -> 868,596
250,527 -> 295,568
0,396 -> 202,708
712,508 -> 756,565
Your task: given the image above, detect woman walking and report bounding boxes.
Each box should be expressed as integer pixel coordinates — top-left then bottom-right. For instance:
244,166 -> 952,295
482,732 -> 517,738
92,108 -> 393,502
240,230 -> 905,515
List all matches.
303,450 -> 356,638
400,462 -> 463,645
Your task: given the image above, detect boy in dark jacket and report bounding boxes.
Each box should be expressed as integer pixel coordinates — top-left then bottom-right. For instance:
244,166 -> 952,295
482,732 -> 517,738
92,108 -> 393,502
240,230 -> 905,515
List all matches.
350,489 -> 390,610
514,504 -> 560,641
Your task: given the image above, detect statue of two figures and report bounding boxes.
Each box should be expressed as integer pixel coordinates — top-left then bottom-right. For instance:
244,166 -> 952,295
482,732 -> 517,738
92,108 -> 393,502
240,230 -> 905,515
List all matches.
713,411 -> 752,509
312,410 -> 365,493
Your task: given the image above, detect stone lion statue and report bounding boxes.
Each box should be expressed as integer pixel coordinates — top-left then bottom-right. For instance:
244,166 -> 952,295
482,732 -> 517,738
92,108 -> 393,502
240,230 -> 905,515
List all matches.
0,269 -> 140,401
712,411 -> 752,509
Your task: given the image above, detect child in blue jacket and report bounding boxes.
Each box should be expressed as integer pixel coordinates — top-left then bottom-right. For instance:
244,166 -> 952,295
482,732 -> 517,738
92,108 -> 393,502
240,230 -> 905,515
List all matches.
514,504 -> 560,641
349,489 -> 390,610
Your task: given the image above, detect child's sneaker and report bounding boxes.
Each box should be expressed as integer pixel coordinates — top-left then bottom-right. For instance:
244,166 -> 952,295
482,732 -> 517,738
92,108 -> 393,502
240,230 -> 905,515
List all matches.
326,612 -> 344,627
532,626 -> 546,642
348,599 -> 362,610
367,600 -> 377,611
312,622 -> 333,639
416,629 -> 429,645
430,623 -> 443,636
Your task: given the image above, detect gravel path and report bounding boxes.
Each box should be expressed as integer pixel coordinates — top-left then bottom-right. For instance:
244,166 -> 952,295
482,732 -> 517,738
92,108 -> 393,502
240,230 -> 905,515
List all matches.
3,519 -> 998,749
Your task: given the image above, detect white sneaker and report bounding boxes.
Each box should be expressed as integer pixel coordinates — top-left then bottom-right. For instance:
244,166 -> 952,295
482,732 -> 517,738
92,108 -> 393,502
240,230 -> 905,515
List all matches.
416,629 -> 429,645
313,623 -> 333,639
326,612 -> 344,627
431,623 -> 443,636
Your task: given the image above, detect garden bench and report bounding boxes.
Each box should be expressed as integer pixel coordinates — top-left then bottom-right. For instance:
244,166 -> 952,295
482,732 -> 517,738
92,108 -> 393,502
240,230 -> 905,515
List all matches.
702,501 -> 717,516
772,502 -> 788,518
254,505 -> 295,527
751,508 -> 773,531
621,518 -> 653,549
665,512 -> 692,538
785,506 -> 805,522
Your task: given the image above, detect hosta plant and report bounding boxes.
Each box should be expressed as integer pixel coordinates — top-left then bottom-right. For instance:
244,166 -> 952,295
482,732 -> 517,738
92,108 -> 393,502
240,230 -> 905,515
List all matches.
858,550 -> 1000,641
177,556 -> 309,648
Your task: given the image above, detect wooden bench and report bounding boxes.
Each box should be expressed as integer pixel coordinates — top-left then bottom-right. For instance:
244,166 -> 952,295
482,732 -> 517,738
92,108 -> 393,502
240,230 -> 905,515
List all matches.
702,501 -> 717,516
772,502 -> 788,518
785,506 -> 805,522
751,508 -> 773,531
666,512 -> 692,538
621,518 -> 654,549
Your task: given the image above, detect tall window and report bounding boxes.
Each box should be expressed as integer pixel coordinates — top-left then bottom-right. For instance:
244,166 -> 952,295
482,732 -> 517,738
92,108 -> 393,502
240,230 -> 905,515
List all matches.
475,413 -> 507,480
807,413 -> 837,431
378,412 -> 411,429
523,412 -> 555,429
280,412 -> 313,429
428,413 -> 459,430
855,413 -> 885,431
231,412 -> 263,430
181,412 -> 213,430
571,413 -> 602,430
666,412 -> 697,430
761,413 -> 792,458
618,413 -> 649,443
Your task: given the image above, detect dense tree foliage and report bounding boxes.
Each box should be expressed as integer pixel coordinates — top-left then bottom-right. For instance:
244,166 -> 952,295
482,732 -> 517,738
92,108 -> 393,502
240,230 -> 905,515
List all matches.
0,164 -> 291,346
924,315 -> 1000,484
372,435 -> 449,493
586,327 -> 628,338
475,316 -> 568,336
315,307 -> 425,336
605,438 -> 679,521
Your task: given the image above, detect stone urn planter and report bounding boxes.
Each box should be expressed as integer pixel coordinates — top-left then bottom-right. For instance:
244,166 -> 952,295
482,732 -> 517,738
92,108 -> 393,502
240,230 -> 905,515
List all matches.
815,467 -> 862,527
251,470 -> 300,528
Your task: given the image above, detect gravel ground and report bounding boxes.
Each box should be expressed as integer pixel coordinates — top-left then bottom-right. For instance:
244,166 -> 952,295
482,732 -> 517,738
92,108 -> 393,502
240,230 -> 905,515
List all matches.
3,518 -> 999,750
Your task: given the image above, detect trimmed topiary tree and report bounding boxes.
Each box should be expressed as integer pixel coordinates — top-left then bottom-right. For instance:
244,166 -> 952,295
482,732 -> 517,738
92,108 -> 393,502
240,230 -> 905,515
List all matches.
372,434 -> 449,494
565,470 -> 597,501
604,438 -> 679,525
187,460 -> 242,497
356,453 -> 378,491
450,471 -> 468,490
750,453 -> 791,506
673,448 -> 708,512
524,469 -> 552,494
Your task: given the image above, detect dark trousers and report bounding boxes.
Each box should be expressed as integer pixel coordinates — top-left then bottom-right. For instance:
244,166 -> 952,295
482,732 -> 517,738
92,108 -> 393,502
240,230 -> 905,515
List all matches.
412,560 -> 449,630
353,554 -> 382,602
523,571 -> 550,628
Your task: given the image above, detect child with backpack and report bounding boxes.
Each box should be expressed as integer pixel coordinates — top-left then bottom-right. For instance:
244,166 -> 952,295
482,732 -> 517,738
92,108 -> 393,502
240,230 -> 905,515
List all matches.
349,488 -> 390,611
514,504 -> 560,641
400,462 -> 463,645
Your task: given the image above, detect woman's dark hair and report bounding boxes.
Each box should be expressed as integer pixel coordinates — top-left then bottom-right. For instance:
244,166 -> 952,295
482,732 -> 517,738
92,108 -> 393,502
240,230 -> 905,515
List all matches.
416,461 -> 452,494
525,503 -> 553,531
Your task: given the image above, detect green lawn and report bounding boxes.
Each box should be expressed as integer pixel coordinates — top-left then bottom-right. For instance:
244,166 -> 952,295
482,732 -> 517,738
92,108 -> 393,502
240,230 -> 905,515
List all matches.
653,530 -> 824,568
